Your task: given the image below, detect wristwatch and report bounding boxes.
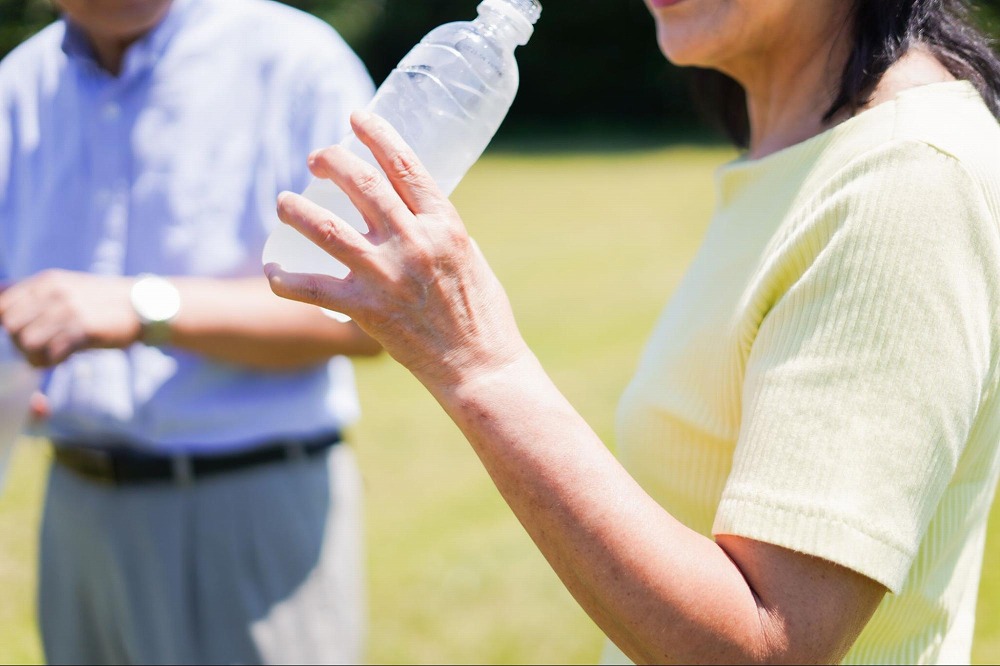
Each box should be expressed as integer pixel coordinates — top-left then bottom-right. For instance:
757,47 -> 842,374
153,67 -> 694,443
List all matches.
130,274 -> 181,346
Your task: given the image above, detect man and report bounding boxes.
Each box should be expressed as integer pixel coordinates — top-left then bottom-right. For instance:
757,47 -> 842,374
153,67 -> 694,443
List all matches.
0,0 -> 379,662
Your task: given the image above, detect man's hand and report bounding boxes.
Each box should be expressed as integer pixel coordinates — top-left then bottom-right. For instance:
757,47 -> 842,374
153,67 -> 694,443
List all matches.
29,391 -> 49,422
0,270 -> 141,368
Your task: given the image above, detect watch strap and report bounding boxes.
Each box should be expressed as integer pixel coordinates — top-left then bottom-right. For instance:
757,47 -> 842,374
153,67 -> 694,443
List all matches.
130,274 -> 181,347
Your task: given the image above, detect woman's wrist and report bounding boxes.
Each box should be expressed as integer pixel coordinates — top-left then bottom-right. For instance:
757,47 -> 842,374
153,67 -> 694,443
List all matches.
413,340 -> 539,401
424,347 -> 569,450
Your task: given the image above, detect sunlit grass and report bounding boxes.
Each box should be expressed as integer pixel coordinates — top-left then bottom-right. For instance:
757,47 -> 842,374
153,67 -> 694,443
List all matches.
0,442 -> 46,665
2,142 -> 1000,664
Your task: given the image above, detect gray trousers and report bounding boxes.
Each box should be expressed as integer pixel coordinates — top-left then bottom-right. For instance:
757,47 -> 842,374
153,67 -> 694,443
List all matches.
39,445 -> 365,665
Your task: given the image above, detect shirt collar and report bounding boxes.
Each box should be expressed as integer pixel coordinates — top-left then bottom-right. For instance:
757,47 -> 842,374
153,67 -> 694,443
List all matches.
60,0 -> 197,79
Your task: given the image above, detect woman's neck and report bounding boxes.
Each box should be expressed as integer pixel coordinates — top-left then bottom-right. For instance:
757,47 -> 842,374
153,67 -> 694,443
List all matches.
731,33 -> 955,161
863,46 -> 956,110
727,21 -> 852,160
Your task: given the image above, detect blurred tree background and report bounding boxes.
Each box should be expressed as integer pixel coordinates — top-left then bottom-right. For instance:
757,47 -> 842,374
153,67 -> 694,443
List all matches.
4,0 -> 998,135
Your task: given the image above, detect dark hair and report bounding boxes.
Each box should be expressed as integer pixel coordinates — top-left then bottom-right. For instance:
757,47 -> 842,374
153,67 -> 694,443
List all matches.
692,0 -> 1000,148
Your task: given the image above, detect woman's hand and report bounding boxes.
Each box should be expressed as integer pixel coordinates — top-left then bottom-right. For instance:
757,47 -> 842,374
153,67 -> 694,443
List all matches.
265,111 -> 531,389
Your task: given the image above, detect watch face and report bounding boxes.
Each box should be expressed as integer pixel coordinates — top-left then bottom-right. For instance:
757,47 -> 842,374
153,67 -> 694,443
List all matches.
133,277 -> 181,323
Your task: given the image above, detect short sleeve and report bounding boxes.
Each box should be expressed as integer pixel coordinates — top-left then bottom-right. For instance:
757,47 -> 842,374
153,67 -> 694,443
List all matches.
712,140 -> 1000,593
244,22 -> 375,251
287,30 -> 375,194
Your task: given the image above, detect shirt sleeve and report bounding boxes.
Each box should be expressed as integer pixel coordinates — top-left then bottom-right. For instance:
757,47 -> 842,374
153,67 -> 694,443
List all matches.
242,23 -> 374,253
712,139 -> 1000,593
287,30 -> 375,195
0,92 -> 11,282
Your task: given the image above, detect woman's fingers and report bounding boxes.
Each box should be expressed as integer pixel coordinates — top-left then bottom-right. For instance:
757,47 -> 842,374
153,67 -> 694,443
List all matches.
276,192 -> 375,272
264,263 -> 354,314
350,110 -> 453,216
307,145 -> 410,238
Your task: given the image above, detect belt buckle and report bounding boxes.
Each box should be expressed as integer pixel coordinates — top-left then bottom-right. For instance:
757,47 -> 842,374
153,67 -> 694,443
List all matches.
171,454 -> 194,485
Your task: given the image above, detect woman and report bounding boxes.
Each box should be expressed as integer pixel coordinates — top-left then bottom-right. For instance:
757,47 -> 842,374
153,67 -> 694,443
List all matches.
266,0 -> 1000,662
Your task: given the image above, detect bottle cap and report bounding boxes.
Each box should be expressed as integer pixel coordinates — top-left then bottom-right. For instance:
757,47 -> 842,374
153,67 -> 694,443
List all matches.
479,0 -> 542,30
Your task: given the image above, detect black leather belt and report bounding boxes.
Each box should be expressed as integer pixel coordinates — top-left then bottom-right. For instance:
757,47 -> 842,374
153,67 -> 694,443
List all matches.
52,431 -> 342,486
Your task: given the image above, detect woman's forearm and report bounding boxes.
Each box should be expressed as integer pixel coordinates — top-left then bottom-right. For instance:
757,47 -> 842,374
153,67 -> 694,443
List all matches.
423,353 -> 772,664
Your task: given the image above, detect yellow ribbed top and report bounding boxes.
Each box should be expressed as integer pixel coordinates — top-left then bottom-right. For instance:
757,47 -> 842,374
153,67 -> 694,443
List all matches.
610,81 -> 1000,664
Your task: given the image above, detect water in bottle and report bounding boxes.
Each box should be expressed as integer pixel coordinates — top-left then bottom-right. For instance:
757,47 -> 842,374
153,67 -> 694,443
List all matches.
262,0 -> 542,309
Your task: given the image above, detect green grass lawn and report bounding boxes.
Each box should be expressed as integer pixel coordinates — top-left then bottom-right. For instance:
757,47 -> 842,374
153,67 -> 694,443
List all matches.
2,142 -> 1000,664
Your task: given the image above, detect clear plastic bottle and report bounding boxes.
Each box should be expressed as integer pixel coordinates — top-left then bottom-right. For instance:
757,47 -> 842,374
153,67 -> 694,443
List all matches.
262,0 -> 542,292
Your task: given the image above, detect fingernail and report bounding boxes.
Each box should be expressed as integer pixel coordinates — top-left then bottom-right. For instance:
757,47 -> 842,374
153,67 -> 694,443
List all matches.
277,191 -> 291,206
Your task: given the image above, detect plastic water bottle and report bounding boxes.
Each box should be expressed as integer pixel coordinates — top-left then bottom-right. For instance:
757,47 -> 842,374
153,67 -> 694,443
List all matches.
263,0 -> 542,315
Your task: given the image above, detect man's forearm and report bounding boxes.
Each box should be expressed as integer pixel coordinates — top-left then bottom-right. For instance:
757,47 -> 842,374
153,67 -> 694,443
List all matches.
166,277 -> 381,369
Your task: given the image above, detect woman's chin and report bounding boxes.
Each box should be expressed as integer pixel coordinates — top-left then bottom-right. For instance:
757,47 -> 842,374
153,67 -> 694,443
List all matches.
657,40 -> 708,68
654,24 -> 714,66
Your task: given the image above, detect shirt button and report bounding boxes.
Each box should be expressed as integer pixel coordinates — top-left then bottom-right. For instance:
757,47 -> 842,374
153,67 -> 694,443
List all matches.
102,103 -> 121,121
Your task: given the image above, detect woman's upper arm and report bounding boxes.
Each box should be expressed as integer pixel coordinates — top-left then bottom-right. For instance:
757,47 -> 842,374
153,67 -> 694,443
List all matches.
717,534 -> 887,664
710,141 -> 998,661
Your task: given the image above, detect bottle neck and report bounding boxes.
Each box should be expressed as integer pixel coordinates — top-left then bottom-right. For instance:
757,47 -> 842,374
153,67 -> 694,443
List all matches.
473,6 -> 533,47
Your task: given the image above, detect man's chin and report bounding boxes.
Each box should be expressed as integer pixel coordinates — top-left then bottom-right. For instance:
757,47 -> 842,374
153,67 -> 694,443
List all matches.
59,0 -> 174,44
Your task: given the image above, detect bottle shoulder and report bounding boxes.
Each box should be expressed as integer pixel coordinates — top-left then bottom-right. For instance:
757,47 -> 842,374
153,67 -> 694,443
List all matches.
415,21 -> 516,87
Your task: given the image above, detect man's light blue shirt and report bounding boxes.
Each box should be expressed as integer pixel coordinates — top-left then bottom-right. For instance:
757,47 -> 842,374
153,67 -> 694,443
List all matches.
0,0 -> 376,452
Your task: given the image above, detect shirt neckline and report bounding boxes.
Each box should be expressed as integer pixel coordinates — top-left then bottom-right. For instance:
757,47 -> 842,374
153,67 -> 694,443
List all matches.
718,79 -> 979,176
